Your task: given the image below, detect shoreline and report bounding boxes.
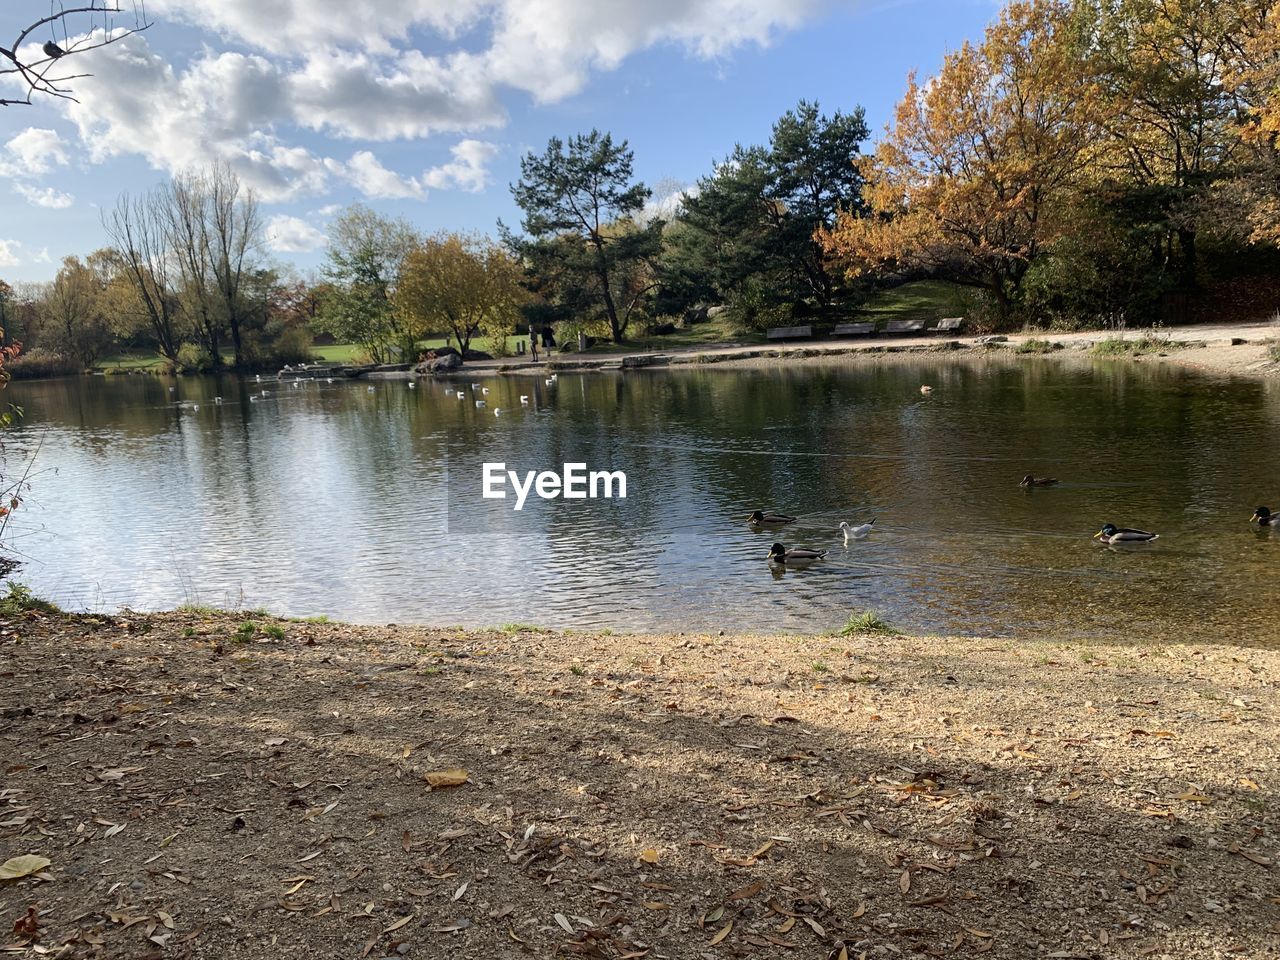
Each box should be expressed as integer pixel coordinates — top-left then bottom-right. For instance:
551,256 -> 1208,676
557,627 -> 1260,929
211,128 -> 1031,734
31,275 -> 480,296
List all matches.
414,319 -> 1280,383
2,607 -> 1276,959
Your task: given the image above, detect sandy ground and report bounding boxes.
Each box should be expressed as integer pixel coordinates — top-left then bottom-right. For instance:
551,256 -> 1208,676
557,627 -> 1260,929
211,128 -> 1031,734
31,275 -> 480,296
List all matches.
1,610 -> 1277,959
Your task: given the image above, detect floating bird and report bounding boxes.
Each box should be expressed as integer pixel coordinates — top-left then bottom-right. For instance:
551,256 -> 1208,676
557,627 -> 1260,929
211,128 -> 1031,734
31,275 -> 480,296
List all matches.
767,542 -> 826,564
169,386 -> 175,393
482,387 -> 490,395
494,408 -> 502,416
1020,475 -> 1059,487
367,386 -> 375,392
840,519 -> 875,541
1251,506 -> 1280,527
476,400 -> 486,408
520,396 -> 529,404
408,381 -> 415,389
471,382 -> 481,390
255,375 -> 261,382
456,391 -> 465,399
214,397 -> 223,404
747,510 -> 797,526
326,378 -> 334,384
1093,524 -> 1159,544
192,404 -> 199,411
42,40 -> 64,59
546,378 -> 555,385
261,390 -> 269,397
249,396 -> 259,403
920,385 -> 933,395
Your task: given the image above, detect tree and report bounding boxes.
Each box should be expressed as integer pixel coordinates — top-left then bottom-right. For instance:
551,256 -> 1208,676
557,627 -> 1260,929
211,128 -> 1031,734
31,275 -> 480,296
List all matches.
205,164 -> 263,366
395,233 -> 524,357
1226,1 -> 1280,245
820,0 -> 1103,317
668,101 -> 869,314
317,205 -> 419,362
103,192 -> 183,364
1081,0 -> 1254,289
38,255 -> 111,367
1,4 -> 151,107
508,130 -> 658,344
165,171 -> 223,367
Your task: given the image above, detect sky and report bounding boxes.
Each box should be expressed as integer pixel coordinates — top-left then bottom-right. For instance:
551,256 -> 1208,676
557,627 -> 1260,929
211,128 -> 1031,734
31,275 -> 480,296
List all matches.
0,0 -> 999,283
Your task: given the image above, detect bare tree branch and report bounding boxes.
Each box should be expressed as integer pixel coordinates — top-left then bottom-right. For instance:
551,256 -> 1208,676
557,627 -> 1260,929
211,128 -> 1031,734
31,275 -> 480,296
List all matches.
0,3 -> 152,107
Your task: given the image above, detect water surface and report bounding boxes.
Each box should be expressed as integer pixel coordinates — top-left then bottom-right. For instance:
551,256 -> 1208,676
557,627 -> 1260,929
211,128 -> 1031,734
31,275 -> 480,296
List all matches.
6,357 -> 1279,642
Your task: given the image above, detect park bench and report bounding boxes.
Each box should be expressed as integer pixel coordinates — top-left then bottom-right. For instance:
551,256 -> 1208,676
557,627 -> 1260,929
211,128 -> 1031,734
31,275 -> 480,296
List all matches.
766,324 -> 814,340
883,319 -> 927,335
933,317 -> 965,333
831,322 -> 875,337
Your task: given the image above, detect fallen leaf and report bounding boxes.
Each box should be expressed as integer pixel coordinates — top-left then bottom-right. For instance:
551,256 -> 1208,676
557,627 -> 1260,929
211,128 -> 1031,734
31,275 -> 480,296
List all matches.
899,869 -> 911,894
709,921 -> 733,945
425,769 -> 469,788
639,848 -> 660,864
727,880 -> 763,901
382,916 -> 413,935
0,856 -> 51,881
554,913 -> 574,934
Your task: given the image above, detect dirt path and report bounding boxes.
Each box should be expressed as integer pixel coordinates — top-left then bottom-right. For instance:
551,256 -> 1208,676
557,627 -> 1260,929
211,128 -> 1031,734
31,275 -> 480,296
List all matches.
1,610 -> 1277,959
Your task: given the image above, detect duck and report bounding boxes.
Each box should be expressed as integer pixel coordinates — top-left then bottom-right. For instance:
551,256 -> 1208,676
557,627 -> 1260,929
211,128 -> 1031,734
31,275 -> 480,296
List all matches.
476,400 -> 487,408
1093,524 -> 1159,544
408,381 -> 415,389
747,510 -> 797,525
494,408 -> 502,416
767,542 -> 826,564
520,396 -> 529,404
1020,475 -> 1059,487
482,387 -> 490,395
840,519 -> 875,541
456,391 -> 466,399
920,385 -> 933,395
1251,506 -> 1280,527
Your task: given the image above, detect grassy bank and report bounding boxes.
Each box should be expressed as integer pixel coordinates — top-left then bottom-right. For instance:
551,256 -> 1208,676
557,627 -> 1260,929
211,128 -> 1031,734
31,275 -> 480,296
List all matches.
1,606 -> 1275,959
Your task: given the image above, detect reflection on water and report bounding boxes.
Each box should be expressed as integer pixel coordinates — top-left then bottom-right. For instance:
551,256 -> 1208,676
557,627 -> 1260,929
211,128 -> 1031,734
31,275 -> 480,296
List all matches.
5,357 -> 1280,643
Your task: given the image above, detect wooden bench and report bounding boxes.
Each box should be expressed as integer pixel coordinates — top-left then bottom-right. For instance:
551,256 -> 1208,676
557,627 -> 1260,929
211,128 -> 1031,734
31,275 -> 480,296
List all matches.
933,317 -> 965,333
831,322 -> 875,337
883,319 -> 926,335
766,325 -> 814,340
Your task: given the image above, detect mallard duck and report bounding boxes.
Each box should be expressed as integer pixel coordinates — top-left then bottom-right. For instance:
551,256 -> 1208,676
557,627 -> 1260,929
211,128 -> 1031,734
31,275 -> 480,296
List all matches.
1020,475 -> 1059,487
1093,524 -> 1159,544
747,510 -> 797,525
839,519 -> 875,540
1251,506 -> 1280,526
767,542 -> 826,564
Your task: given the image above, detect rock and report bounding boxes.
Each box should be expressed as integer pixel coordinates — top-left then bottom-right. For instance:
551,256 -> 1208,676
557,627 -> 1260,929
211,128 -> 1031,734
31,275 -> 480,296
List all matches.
706,305 -> 729,319
976,335 -> 1009,344
417,352 -> 462,374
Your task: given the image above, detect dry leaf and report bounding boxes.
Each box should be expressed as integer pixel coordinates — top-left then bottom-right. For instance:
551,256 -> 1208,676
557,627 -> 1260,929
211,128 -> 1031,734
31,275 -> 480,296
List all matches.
899,869 -> 911,894
554,913 -> 574,933
709,921 -> 733,945
425,769 -> 469,788
851,901 -> 867,919
727,880 -> 763,901
382,916 -> 413,934
0,856 -> 51,881
639,848 -> 660,864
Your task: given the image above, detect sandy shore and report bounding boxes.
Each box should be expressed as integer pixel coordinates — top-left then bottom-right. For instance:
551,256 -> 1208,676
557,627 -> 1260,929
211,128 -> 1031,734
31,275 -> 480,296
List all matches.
1,609 -> 1276,959
438,319 -> 1280,383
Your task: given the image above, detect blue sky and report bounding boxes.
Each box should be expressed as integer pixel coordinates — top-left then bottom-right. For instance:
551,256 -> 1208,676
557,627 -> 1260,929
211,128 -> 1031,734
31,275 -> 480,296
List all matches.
0,0 -> 998,282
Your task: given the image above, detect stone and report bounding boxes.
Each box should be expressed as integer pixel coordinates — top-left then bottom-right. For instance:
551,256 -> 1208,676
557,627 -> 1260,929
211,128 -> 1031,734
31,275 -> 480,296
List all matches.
417,352 -> 462,374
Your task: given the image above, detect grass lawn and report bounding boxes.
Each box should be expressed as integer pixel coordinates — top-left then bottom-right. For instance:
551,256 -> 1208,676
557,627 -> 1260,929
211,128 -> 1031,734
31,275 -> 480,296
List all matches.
96,352 -> 171,371
855,279 -> 968,323
576,313 -> 767,356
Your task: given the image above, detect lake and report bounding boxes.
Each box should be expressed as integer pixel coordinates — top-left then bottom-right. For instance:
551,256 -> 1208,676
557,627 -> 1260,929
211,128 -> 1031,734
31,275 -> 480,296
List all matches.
5,357 -> 1280,642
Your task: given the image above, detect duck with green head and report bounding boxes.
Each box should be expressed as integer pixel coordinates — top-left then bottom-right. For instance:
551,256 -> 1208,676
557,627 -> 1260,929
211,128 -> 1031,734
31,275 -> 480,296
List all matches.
747,510 -> 797,526
1252,506 -> 1280,526
1093,523 -> 1159,544
767,542 -> 826,564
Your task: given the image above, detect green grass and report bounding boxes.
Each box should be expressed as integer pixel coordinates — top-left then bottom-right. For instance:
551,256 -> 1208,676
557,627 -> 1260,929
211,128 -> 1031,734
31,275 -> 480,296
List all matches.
177,602 -> 221,616
262,624 -> 285,640
292,614 -> 331,624
498,623 -> 549,634
1091,333 -> 1179,357
0,582 -> 61,616
575,313 -> 767,356
1016,338 -> 1063,354
97,352 -> 172,371
857,279 -> 967,324
839,609 -> 899,636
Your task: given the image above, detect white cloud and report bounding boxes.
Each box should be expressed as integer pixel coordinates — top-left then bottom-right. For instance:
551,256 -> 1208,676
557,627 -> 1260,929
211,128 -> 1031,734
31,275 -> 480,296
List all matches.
13,183 -> 75,209
0,241 -> 20,268
51,2 -> 818,206
33,247 -> 52,264
0,128 -> 70,178
422,139 -> 498,192
343,150 -> 425,199
266,214 -> 327,253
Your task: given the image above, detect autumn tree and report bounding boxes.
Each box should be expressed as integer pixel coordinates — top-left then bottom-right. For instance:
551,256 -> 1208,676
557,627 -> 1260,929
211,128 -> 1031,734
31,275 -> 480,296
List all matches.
820,0 -> 1102,317
1226,1 -> 1280,244
38,255 -> 111,367
508,131 -> 659,344
395,233 -> 524,358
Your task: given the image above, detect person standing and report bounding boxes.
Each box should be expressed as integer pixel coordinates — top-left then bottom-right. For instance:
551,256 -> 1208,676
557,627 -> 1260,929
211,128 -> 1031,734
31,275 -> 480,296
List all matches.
530,330 -> 539,363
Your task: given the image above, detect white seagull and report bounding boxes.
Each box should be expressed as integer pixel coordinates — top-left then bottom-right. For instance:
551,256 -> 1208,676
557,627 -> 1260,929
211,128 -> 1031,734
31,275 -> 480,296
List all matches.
840,519 -> 876,541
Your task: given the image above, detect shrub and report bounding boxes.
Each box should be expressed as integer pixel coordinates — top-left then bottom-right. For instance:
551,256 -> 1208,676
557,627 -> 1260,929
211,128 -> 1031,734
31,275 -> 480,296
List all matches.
1015,338 -> 1061,354
175,343 -> 213,373
0,582 -> 61,615
7,349 -> 80,380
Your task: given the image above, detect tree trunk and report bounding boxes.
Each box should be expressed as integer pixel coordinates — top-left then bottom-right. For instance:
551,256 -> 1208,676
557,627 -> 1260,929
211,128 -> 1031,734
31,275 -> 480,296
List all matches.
229,313 -> 243,367
1177,227 -> 1197,291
